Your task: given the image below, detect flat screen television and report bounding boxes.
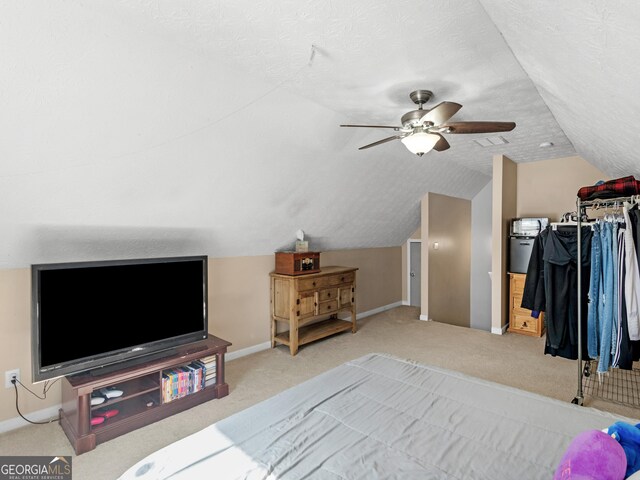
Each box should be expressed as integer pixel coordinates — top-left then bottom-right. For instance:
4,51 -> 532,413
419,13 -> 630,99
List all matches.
31,255 -> 209,382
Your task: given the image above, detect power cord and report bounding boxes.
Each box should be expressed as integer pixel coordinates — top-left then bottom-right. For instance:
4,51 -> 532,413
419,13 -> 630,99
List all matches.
14,376 -> 58,399
10,376 -> 59,425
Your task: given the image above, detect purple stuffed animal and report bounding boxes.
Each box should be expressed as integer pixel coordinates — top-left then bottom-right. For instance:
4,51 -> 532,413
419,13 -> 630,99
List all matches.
554,429 -> 626,480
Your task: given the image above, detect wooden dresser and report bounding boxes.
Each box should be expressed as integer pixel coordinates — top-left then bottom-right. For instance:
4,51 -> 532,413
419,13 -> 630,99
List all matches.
270,266 -> 357,355
508,273 -> 545,337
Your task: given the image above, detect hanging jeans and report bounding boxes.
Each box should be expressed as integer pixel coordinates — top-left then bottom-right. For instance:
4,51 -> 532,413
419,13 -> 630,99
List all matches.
587,223 -> 601,359
611,222 -> 619,357
598,221 -> 614,373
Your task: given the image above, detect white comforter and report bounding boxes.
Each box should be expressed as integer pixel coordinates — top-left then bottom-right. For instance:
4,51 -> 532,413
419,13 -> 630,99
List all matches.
118,353 -> 632,479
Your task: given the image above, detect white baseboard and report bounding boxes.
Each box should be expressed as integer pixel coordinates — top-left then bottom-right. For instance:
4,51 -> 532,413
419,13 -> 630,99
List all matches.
0,404 -> 60,434
491,324 -> 509,335
356,301 -> 403,320
226,341 -> 271,362
401,300 -> 410,306
226,301 -> 405,362
419,314 -> 431,321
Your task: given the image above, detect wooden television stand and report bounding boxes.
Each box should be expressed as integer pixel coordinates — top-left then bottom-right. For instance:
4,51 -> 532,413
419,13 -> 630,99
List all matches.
59,334 -> 231,455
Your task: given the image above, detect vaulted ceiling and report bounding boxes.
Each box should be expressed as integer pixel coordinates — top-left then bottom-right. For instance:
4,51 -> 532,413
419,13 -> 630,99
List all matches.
2,1 -> 639,268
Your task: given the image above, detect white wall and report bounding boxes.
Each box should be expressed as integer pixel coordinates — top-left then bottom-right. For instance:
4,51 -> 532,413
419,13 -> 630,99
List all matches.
470,181 -> 493,331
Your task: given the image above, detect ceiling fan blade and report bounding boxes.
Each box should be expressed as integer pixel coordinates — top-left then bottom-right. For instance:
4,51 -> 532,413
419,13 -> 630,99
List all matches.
442,121 -> 516,134
432,133 -> 450,152
358,135 -> 403,150
419,102 -> 462,125
340,124 -> 401,130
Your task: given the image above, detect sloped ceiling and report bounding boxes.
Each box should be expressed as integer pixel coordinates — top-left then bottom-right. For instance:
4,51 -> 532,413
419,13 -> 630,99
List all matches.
1,1 -> 638,269
479,1 -> 640,179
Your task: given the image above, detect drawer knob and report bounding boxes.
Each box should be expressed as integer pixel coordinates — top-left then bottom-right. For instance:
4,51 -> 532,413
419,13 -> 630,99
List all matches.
296,311 -> 300,316
312,281 -> 316,287
327,292 -> 331,297
341,276 -> 345,281
327,305 -> 331,310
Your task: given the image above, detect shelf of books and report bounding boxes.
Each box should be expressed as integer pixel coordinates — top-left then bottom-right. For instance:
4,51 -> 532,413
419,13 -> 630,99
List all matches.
161,354 -> 217,404
201,353 -> 217,388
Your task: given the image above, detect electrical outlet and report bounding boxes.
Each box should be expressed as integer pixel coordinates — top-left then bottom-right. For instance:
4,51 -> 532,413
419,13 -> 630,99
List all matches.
5,369 -> 20,389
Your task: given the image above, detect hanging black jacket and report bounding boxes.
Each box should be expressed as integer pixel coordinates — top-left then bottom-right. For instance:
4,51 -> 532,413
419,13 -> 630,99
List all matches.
521,225 -> 591,360
521,227 -> 548,313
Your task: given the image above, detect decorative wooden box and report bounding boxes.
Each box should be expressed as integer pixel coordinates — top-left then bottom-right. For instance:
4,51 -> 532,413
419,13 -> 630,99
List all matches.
274,251 -> 321,275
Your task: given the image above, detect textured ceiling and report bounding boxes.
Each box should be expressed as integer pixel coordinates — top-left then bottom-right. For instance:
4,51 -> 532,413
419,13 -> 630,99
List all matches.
479,0 -> 640,179
100,0 -> 578,171
1,0 -> 637,268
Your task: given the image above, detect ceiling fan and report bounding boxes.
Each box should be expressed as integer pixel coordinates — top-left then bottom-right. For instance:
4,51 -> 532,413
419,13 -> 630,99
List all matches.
340,90 -> 516,156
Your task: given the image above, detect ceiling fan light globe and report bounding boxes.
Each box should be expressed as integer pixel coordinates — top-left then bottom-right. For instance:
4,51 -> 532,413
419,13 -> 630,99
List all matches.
401,132 -> 440,155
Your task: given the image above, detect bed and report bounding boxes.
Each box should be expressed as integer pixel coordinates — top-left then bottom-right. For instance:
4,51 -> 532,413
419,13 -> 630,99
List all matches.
118,353 -> 636,479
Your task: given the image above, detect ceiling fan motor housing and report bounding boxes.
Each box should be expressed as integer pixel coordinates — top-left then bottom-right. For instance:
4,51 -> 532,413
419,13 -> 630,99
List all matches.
401,90 -> 435,127
401,109 -> 433,128
409,90 -> 433,106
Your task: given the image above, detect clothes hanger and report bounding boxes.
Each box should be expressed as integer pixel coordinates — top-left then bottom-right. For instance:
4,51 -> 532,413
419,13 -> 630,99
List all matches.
613,202 -> 625,222
551,211 -> 596,230
551,211 -> 579,230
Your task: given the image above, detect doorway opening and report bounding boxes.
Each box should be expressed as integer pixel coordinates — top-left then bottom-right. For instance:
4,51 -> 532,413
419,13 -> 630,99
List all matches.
407,239 -> 422,307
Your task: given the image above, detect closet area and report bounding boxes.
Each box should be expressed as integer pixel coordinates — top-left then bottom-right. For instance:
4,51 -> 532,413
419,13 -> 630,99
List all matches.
577,194 -> 640,407
521,176 -> 640,408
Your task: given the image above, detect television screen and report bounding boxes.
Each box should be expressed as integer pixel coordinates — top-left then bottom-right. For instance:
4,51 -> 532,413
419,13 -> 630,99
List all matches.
31,255 -> 208,382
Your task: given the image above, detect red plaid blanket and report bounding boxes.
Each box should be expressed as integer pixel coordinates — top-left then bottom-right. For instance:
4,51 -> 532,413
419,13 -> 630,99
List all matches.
577,175 -> 640,200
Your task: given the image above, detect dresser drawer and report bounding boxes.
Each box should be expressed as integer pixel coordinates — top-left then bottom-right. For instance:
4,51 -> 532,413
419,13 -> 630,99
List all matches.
511,274 -> 526,295
297,276 -> 329,291
318,288 -> 338,302
318,300 -> 338,314
512,295 -> 533,316
327,272 -> 355,286
511,314 -> 538,334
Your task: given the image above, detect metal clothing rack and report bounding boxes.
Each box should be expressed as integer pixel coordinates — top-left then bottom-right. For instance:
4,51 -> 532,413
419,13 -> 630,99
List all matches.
573,194 -> 640,406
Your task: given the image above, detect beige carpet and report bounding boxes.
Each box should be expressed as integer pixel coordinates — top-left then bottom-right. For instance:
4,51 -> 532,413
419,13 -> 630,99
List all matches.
2,306 -> 640,479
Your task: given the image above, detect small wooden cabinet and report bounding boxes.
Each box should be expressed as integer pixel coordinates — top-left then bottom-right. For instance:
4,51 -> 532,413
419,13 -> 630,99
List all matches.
508,273 -> 545,337
270,266 -> 357,355
59,335 -> 230,454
